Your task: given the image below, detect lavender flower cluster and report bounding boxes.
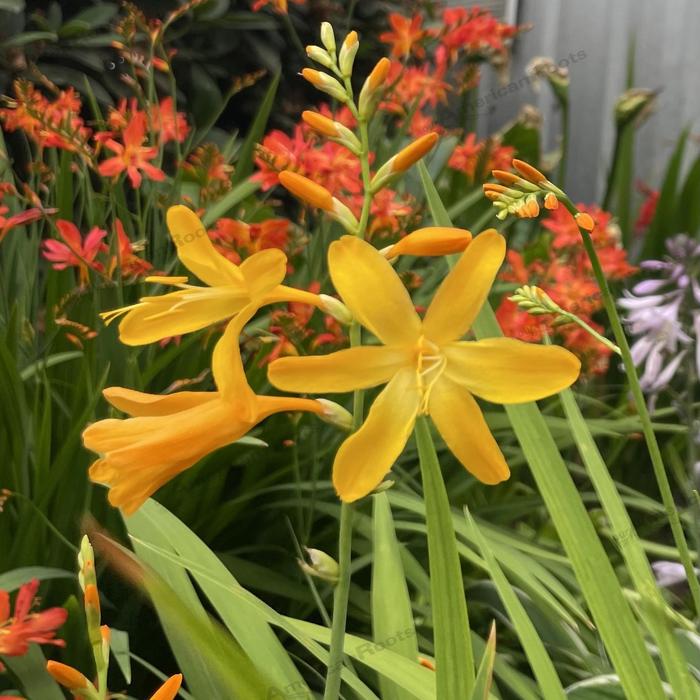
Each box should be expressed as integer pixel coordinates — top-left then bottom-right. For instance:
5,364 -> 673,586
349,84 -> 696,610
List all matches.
619,234 -> 700,395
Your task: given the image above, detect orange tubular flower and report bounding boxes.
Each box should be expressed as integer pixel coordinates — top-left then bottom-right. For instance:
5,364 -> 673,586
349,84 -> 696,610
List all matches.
83,301 -> 324,515
269,232 -> 580,502
100,206 -> 323,345
46,661 -> 90,691
97,112 -> 165,188
379,13 -> 426,59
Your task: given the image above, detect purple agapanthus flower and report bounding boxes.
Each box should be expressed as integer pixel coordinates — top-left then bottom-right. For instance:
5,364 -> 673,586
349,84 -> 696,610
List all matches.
619,234 -> 700,395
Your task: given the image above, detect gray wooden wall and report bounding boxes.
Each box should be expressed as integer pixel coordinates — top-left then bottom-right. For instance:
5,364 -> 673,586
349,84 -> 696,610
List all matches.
474,0 -> 700,203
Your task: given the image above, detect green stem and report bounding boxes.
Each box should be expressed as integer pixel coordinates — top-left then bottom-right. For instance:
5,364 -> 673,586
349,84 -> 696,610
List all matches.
557,102 -> 569,186
414,416 -> 474,697
562,195 -> 700,617
559,311 -> 621,356
323,104 -> 373,700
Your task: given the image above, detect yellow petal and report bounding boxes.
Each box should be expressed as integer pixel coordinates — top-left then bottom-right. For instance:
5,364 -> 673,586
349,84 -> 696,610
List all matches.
428,377 -> 509,484
85,398 -> 250,515
444,338 -> 581,403
423,229 -> 505,345
166,205 -> 244,287
117,287 -> 249,345
329,236 -> 421,345
333,368 -> 420,501
268,345 -> 410,393
211,303 -> 257,409
254,395 -> 324,420
239,248 -> 288,299
103,387 -> 219,417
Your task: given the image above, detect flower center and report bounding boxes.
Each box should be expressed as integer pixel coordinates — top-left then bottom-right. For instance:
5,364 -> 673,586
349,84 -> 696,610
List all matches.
416,335 -> 446,414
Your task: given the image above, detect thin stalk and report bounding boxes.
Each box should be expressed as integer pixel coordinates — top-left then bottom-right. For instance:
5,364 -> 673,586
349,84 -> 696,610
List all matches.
561,195 -> 700,617
557,102 -> 569,185
322,108 -> 373,700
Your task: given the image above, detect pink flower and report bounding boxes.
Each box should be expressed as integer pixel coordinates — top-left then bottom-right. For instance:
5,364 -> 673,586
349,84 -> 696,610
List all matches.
43,220 -> 107,284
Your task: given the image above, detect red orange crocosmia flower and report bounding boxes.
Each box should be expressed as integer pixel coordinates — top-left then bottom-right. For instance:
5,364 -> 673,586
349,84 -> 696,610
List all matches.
269,232 -> 580,501
149,97 -> 189,144
101,206 -> 319,345
251,0 -> 305,12
449,133 -> 515,181
43,221 -> 107,284
0,206 -> 44,244
83,304 -> 323,515
208,217 -> 289,265
149,673 -> 183,700
114,219 -> 152,278
380,13 -> 426,59
97,112 -> 165,188
0,579 -> 67,661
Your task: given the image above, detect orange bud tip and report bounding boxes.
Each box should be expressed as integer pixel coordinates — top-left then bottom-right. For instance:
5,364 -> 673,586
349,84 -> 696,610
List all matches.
84,583 -> 100,612
482,183 -> 509,194
418,656 -> 436,671
300,68 -> 323,87
149,673 -> 183,700
544,192 -> 559,209
46,662 -> 89,690
301,110 -> 339,138
392,132 -> 439,172
278,171 -> 334,211
368,57 -> 392,90
491,169 -> 520,184
344,31 -> 358,48
575,212 -> 595,231
387,226 -> 471,258
512,158 -> 546,184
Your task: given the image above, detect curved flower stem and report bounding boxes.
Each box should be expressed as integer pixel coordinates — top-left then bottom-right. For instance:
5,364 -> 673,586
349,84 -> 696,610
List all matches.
560,194 -> 700,617
322,113 -> 373,700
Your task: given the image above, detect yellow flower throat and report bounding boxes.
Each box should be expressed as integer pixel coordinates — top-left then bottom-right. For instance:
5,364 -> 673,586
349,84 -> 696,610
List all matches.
416,335 -> 446,414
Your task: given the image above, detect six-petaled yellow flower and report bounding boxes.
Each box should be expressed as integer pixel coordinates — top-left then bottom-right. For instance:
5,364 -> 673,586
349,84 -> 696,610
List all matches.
84,267 -> 324,515
268,231 -> 581,502
101,205 -> 321,345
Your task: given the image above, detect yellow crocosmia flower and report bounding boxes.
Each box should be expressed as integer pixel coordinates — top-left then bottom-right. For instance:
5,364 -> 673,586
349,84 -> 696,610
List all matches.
268,231 -> 581,502
84,303 -> 324,516
101,205 -> 320,345
149,673 -> 183,700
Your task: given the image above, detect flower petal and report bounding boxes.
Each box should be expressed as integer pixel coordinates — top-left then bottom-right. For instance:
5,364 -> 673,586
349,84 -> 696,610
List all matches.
444,338 -> 581,403
333,367 -> 420,501
429,377 -> 509,484
166,205 -> 244,287
329,235 -> 421,345
423,229 -> 505,344
117,287 -> 249,345
103,387 -> 219,417
239,248 -> 288,299
268,345 -> 410,393
212,303 -> 258,409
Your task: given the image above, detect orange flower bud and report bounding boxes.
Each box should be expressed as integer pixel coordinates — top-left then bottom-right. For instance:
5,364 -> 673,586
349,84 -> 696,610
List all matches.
279,171 -> 333,211
149,673 -> 183,700
368,57 -> 391,91
575,212 -> 595,231
391,132 -> 439,173
482,183 -> 510,195
512,159 -> 546,184
491,169 -> 520,185
526,197 -> 540,217
418,656 -> 436,671
544,192 -> 559,210
46,661 -> 89,690
302,110 -> 339,138
384,227 -> 471,260
84,583 -> 100,614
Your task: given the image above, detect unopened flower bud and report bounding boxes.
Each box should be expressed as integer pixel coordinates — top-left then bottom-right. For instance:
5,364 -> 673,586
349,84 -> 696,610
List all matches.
46,662 -> 91,692
100,625 -> 111,666
575,212 -> 595,231
372,479 -> 395,494
298,547 -> 339,583
306,45 -> 335,70
339,31 -> 359,76
150,674 -> 184,700
544,192 -> 559,210
78,535 -> 96,592
371,132 -> 438,190
302,111 -> 361,153
358,57 -> 391,119
319,294 -> 353,325
512,158 -> 547,185
301,68 -> 347,102
320,22 -> 336,56
316,398 -> 353,431
615,88 -> 656,128
279,171 -> 333,211
383,227 -> 472,260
